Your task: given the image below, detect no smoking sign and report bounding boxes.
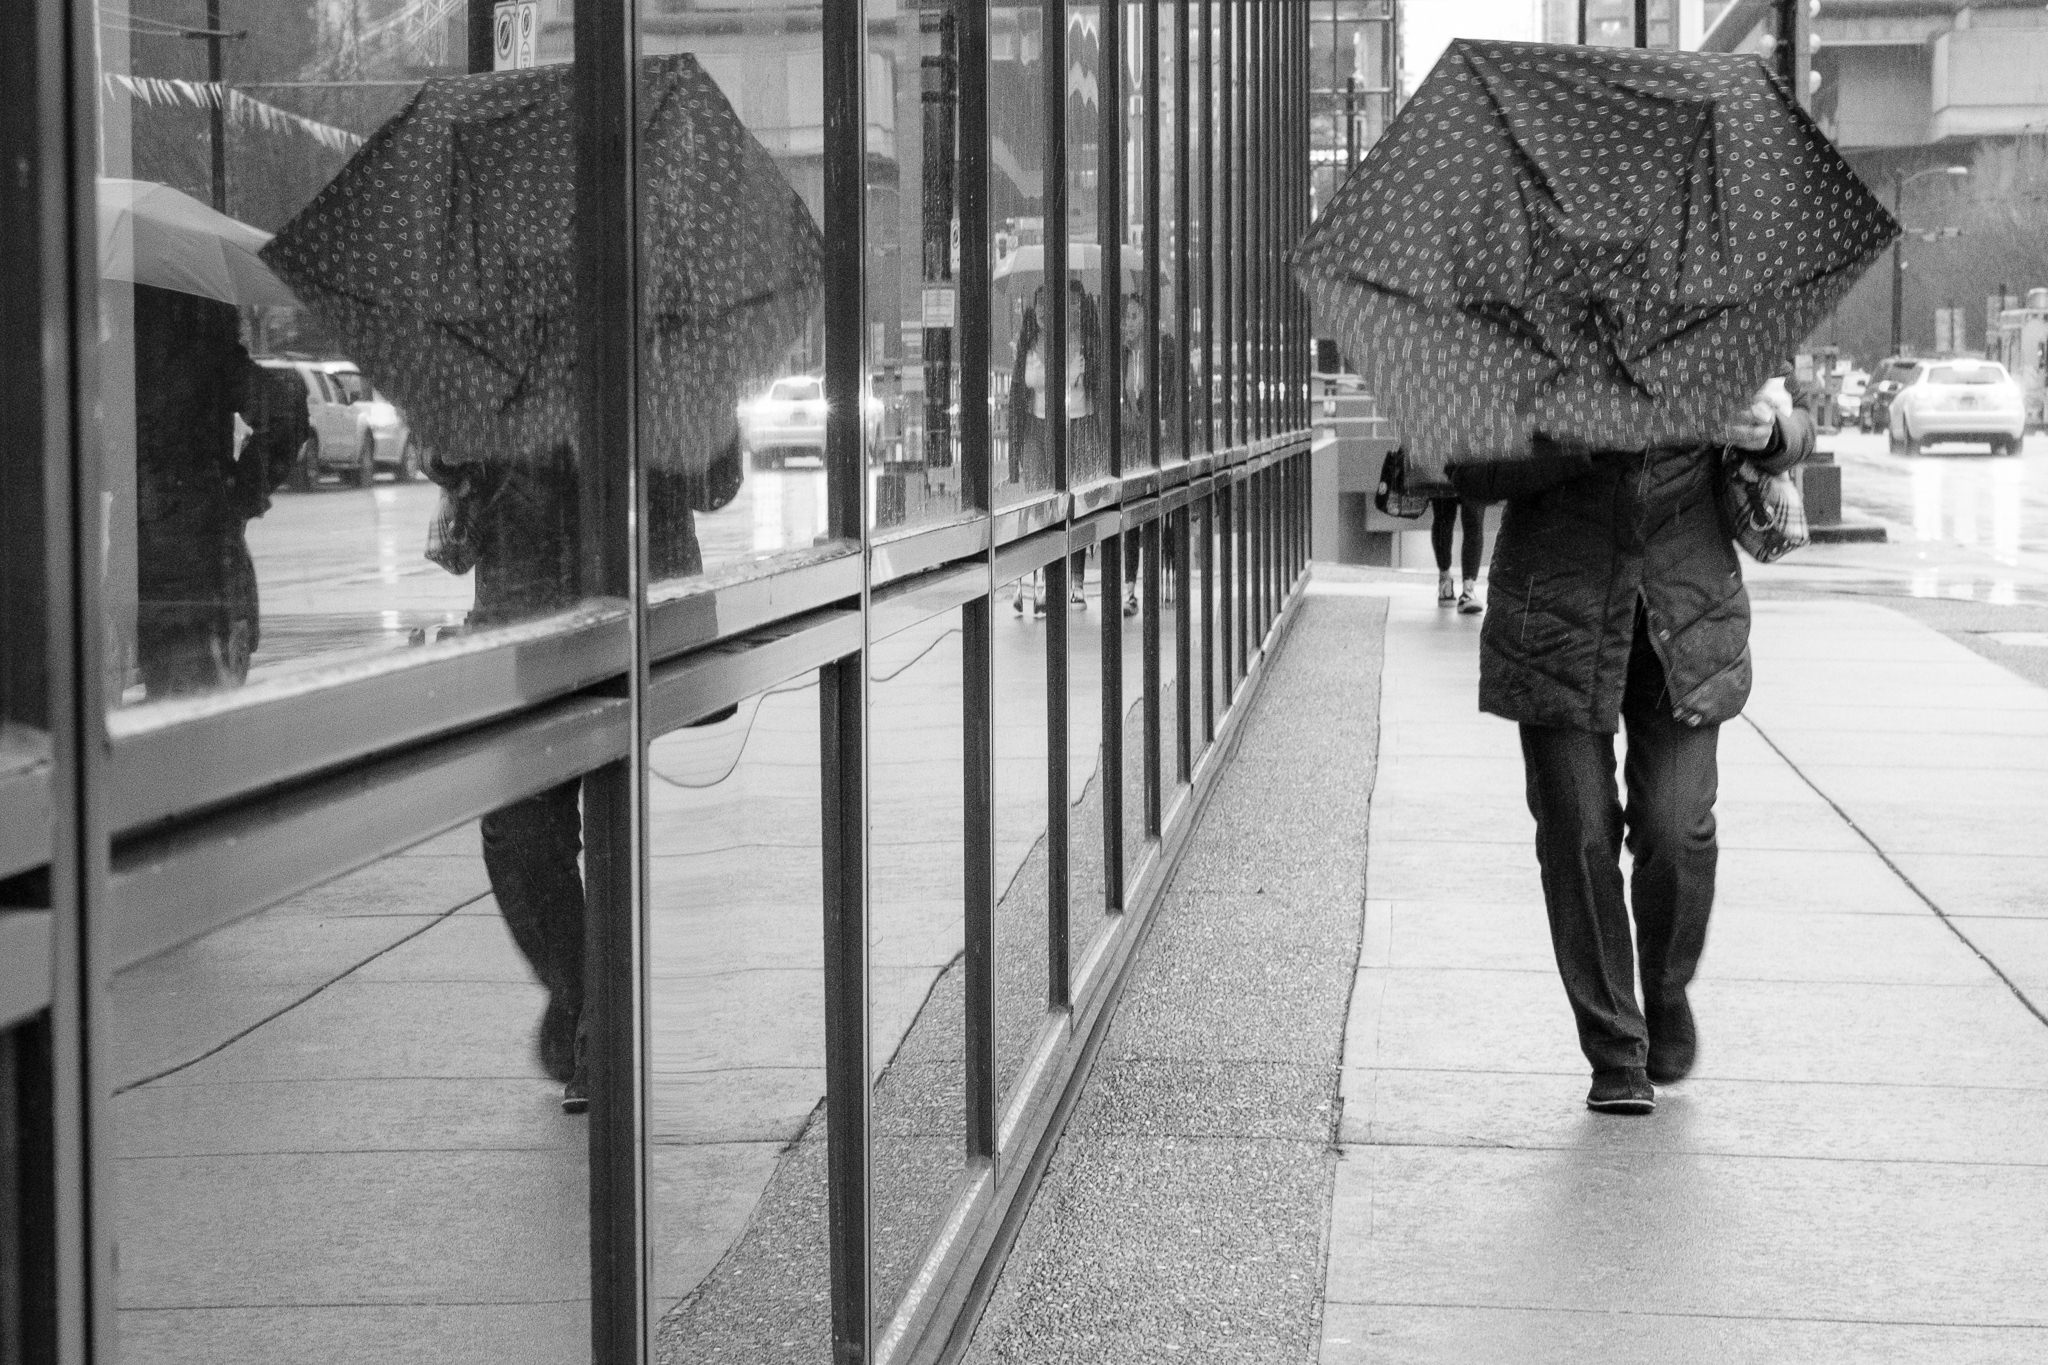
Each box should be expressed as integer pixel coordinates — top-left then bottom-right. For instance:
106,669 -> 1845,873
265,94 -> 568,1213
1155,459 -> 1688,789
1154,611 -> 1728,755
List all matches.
492,0 -> 538,70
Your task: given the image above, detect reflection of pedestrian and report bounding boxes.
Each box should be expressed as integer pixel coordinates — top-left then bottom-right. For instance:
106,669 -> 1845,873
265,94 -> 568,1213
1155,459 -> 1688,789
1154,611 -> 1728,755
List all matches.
1430,496 -> 1486,614
132,284 -> 307,698
1010,280 -> 1102,614
1470,384 -> 1812,1116
429,450 -> 729,1112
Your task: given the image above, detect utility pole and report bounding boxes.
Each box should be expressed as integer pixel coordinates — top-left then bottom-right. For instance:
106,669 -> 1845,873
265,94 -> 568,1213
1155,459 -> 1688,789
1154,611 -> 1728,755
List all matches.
206,0 -> 225,210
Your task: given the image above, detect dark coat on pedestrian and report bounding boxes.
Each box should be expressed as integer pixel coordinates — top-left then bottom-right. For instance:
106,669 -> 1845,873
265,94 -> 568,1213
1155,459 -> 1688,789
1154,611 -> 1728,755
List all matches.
1458,413 -> 1814,734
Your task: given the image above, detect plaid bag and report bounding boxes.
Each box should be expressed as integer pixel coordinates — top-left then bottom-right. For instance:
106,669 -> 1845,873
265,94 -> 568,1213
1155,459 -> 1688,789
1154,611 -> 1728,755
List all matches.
1719,449 -> 1808,564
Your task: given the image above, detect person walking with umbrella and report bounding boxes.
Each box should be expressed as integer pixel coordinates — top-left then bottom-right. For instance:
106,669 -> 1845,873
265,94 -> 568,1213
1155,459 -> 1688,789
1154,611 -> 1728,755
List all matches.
265,55 -> 822,1112
1297,41 -> 1897,1114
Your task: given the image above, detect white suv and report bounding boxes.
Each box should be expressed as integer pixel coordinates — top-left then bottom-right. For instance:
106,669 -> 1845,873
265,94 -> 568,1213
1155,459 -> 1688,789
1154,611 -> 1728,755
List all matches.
1888,359 -> 2026,456
256,357 -> 417,487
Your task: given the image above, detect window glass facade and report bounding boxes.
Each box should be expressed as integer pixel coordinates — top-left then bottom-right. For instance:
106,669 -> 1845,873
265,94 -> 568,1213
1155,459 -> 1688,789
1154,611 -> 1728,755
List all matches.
4,0 -> 1312,1360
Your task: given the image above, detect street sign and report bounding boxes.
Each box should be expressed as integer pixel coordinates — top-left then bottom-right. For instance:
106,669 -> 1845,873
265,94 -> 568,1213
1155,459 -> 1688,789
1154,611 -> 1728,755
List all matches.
493,0 -> 538,70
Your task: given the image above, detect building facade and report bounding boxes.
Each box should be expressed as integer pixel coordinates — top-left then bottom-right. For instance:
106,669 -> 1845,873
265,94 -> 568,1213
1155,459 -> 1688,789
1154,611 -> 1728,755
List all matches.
0,2 -> 1314,1362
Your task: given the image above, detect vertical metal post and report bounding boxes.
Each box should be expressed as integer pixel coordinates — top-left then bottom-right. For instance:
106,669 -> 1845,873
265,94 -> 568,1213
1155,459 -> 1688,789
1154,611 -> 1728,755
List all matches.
1634,0 -> 1650,46
1142,0 -> 1160,469
1218,0 -> 1234,448
1890,177 -> 1904,357
1102,0 -> 1124,479
1199,0 -> 1213,453
1173,506 -> 1192,782
1199,494 -> 1216,742
820,655 -> 872,1364
203,0 -> 227,211
573,0 -> 649,1357
49,0 -> 114,1349
1174,0 -> 1191,461
1142,516 -> 1162,835
1578,0 -> 1589,45
1042,0 -> 1070,1010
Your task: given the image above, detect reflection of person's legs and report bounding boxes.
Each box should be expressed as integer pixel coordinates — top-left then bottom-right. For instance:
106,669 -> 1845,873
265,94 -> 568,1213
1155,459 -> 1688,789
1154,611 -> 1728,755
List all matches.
1620,616 -> 1719,1082
470,460 -> 589,1106
1520,722 -> 1646,1074
1070,549 -> 1088,604
1431,498 -> 1458,603
482,780 -> 585,1083
1122,528 -> 1141,615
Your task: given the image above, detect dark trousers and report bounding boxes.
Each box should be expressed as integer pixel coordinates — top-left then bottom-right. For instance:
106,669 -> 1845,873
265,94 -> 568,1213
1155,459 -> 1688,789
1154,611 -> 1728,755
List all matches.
1519,612 -> 1719,1072
1430,497 -> 1485,581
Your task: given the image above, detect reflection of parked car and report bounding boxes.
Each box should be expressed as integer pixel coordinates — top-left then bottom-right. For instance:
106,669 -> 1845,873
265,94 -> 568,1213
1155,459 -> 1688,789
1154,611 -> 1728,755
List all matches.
738,374 -> 826,468
255,357 -> 418,487
1888,359 -> 2026,455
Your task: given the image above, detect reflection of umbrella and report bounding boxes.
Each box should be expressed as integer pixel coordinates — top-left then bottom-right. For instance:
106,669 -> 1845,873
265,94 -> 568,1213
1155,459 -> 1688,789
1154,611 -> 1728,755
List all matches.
261,53 -> 821,472
1295,40 -> 1898,476
992,243 -> 1141,298
98,178 -> 300,308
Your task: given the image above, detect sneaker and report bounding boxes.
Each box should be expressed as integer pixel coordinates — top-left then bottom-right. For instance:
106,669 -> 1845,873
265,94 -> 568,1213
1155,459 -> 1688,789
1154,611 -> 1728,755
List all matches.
1070,585 -> 1087,606
1012,588 -> 1026,615
1123,589 -> 1139,617
1586,1067 -> 1656,1115
1457,581 -> 1484,615
1647,996 -> 1698,1085
1437,573 -> 1456,606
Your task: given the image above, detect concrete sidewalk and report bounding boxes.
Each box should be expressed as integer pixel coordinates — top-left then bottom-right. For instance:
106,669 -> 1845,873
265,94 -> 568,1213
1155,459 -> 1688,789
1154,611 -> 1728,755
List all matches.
1323,572 -> 2048,1363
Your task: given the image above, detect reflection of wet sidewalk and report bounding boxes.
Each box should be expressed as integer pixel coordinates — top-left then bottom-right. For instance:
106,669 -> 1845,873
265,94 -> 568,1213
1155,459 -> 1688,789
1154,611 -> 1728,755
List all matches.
1322,573 -> 2048,1363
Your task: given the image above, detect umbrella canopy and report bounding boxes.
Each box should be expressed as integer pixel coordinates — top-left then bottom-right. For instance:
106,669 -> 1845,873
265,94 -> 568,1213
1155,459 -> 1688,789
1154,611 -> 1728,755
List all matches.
98,178 -> 301,308
1295,40 -> 1898,477
261,53 -> 822,473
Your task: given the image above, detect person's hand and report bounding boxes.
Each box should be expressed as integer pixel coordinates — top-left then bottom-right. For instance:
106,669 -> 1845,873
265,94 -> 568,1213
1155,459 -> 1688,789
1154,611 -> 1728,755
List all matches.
1721,386 -> 1790,452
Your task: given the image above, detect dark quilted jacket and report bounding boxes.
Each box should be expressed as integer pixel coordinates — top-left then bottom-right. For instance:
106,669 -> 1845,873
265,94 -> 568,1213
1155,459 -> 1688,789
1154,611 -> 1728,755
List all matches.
1470,415 -> 1814,734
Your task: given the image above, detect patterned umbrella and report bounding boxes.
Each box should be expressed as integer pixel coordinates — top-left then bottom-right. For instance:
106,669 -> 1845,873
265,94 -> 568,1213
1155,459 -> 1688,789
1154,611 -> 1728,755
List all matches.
262,53 -> 821,473
1295,40 -> 1898,478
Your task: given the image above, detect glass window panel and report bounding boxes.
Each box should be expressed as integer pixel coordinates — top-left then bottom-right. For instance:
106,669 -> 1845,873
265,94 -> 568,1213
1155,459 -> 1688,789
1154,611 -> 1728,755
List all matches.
1064,541 -> 1112,986
1116,1 -> 1152,472
646,678 -> 831,1361
1155,0 -> 1182,465
993,4 -> 1055,507
994,574 -> 1054,1113
111,820 -> 591,1362
1185,499 -> 1210,761
868,0 -> 971,534
866,613 -> 969,1324
637,2 -> 839,588
95,1 -> 596,712
1065,3 -> 1114,490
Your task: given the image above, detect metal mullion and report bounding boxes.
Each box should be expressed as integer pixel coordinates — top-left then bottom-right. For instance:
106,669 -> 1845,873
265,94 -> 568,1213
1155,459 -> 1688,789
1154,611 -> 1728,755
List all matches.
50,0 -> 112,1343
962,593 -> 997,1164
1235,470 -> 1252,682
1142,518 -> 1163,837
1098,528 -> 1126,913
959,0 -> 991,515
1252,1 -> 1267,440
1173,505 -> 1192,784
1042,0 -> 1070,1014
822,0 -> 874,1357
1101,0 -> 1125,480
574,0 -> 647,1351
1197,0 -> 1212,455
1173,0 -> 1191,464
1217,0 -> 1233,450
819,652 -> 872,1365
1198,493 -> 1216,743
1142,0 -> 1161,472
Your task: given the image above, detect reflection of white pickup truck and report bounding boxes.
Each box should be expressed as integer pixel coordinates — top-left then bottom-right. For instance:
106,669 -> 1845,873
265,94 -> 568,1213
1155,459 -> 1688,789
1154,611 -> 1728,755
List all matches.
255,357 -> 416,487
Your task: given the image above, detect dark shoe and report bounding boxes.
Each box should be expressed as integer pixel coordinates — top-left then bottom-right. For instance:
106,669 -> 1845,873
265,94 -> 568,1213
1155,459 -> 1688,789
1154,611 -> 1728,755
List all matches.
1647,996 -> 1698,1085
536,992 -> 580,1085
561,1011 -> 590,1115
1586,1067 -> 1656,1115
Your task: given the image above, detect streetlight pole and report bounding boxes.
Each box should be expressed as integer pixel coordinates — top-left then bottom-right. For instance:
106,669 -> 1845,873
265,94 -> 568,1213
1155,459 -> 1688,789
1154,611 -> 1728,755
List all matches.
1890,164 -> 1968,357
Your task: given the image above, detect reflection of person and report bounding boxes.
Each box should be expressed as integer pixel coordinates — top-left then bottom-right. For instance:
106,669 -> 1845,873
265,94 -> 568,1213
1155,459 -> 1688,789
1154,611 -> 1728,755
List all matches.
429,448 -> 735,1112
1430,496 -> 1486,614
132,283 -> 308,698
1009,280 -> 1102,614
1470,383 -> 1812,1116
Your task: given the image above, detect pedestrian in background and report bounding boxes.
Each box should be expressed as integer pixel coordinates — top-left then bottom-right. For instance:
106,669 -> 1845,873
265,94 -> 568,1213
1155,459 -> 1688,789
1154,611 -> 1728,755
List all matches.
1463,381 -> 1812,1115
1430,494 -> 1486,614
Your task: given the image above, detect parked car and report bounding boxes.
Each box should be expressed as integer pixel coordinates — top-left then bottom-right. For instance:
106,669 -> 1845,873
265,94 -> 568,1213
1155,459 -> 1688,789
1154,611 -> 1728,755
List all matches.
255,357 -> 418,487
1859,356 -> 1920,434
1843,366 -> 1875,423
1888,358 -> 2026,455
